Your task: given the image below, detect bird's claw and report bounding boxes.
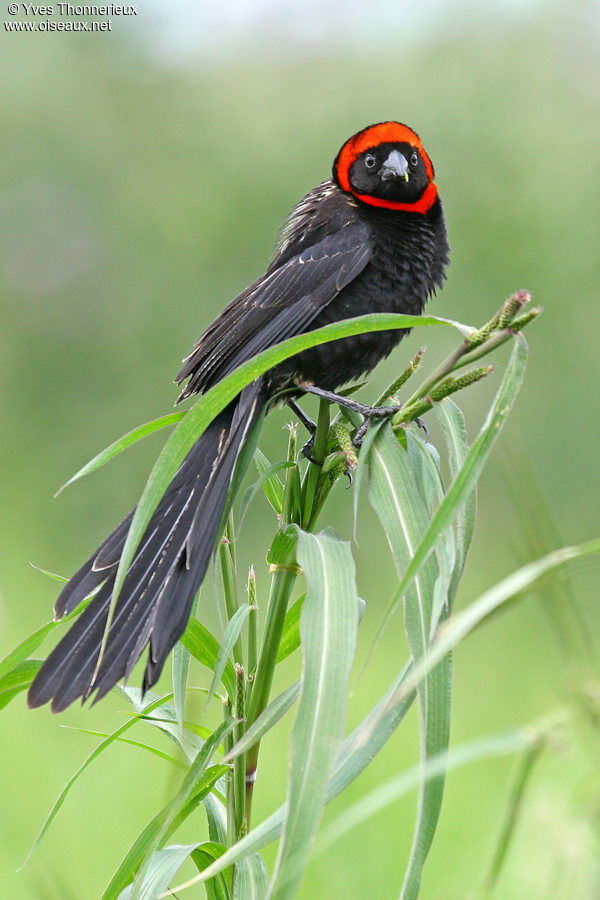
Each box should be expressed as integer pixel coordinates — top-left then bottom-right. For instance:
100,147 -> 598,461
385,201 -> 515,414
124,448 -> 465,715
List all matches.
415,417 -> 429,440
301,436 -> 323,466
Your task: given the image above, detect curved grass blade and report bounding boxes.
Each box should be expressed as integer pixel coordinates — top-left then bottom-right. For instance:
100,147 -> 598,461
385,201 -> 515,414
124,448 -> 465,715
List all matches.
405,432 -> 456,637
130,719 -> 234,896
58,725 -> 187,770
369,333 -> 529,658
206,605 -> 256,708
173,641 -> 191,733
55,411 -> 187,497
115,686 -> 203,761
377,537 -> 600,733
253,448 -> 286,515
318,724 -> 547,852
484,738 -> 546,892
191,842 -> 232,900
239,460 -> 293,526
165,667 -> 418,894
435,397 -> 476,610
352,418 -> 385,540
103,773 -> 227,900
0,593 -> 92,684
0,660 -> 42,711
163,533 -> 600,900
267,527 -> 359,900
367,424 -> 450,900
224,682 -> 300,763
118,843 -> 203,900
22,693 -> 176,869
180,617 -> 236,699
105,313 -> 467,672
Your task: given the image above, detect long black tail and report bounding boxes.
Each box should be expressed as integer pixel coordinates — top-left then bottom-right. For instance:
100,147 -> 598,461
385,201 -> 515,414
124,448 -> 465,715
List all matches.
28,381 -> 266,713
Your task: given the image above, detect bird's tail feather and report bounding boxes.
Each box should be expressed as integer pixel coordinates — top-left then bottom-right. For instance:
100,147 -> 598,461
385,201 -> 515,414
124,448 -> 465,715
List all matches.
28,381 -> 265,713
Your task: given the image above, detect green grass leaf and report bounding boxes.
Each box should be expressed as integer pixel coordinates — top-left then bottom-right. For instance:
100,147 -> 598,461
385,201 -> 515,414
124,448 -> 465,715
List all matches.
268,527 -> 359,900
172,640 -> 191,733
380,537 -> 600,728
233,853 -> 270,899
317,723 -> 546,852
0,659 -> 42,711
369,333 -> 529,656
206,605 -> 256,708
115,686 -> 203,762
102,771 -> 228,900
58,725 -> 187,770
434,397 -> 476,609
164,535 -> 600,895
252,448 -> 286,515
0,594 -> 92,685
23,692 -> 177,869
55,411 -> 187,496
240,459 -> 293,526
118,843 -> 204,900
191,842 -> 232,900
129,719 -> 234,897
275,595 -> 305,664
180,617 -> 237,699
367,424 -> 450,899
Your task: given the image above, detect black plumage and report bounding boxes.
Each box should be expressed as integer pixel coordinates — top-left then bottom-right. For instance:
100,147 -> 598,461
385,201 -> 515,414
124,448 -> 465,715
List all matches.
29,121 -> 449,712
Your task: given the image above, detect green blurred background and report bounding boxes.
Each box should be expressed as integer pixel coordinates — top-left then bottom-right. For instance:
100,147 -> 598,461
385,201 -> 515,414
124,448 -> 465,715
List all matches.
2,1 -> 600,896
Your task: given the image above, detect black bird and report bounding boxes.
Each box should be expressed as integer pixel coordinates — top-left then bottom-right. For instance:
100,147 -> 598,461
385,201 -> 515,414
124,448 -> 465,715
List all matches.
28,121 -> 450,712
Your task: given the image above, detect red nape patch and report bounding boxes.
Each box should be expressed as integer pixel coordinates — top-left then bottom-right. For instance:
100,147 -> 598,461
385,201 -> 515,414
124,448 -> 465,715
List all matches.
335,121 -> 437,213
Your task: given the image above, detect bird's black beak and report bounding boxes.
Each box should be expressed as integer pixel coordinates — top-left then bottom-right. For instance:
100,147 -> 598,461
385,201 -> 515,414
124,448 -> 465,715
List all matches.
380,150 -> 409,183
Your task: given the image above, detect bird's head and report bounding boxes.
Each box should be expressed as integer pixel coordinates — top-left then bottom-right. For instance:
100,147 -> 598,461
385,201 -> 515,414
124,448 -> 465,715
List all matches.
333,121 -> 438,213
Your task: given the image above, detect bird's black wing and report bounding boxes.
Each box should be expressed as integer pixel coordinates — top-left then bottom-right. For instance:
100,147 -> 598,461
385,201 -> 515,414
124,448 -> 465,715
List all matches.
175,208 -> 372,400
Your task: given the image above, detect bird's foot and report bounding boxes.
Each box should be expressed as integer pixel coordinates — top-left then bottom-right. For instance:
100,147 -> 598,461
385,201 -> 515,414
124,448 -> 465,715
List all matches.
300,435 -> 323,466
298,383 -> 402,449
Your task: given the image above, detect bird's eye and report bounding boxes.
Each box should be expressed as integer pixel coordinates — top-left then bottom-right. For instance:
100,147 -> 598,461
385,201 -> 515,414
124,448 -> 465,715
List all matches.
410,151 -> 419,167
364,153 -> 377,169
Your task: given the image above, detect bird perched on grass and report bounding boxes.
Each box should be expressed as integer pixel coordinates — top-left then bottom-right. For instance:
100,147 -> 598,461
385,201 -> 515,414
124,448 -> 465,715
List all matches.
29,121 -> 449,712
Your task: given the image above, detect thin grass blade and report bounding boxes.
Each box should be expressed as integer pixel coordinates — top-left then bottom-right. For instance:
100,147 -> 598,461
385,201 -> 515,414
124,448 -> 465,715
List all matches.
434,397 -> 476,609
206,605 -> 256,708
130,719 -> 235,896
318,724 -> 547,852
0,660 -> 42,710
23,693 -> 177,869
253,448 -> 286,515
117,843 -> 201,899
267,527 -> 359,900
367,424 -> 450,899
103,772 -> 227,900
59,725 -> 187,770
55,411 -> 187,496
180,617 -> 237,699
369,333 -> 529,657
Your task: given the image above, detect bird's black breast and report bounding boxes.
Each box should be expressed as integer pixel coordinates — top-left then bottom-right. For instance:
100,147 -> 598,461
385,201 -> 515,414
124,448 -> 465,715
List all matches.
267,185 -> 449,393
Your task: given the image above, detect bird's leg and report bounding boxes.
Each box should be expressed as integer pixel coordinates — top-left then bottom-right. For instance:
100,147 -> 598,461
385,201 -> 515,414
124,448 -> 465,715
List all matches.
287,398 -> 316,435
299,383 -> 401,419
298,383 -> 401,448
286,397 -> 322,464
